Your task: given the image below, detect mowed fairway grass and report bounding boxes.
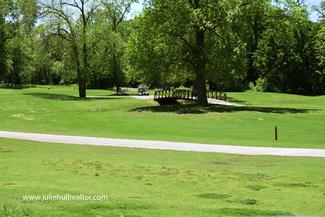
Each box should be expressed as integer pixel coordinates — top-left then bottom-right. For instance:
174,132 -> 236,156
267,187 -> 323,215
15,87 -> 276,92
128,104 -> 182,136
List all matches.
0,138 -> 324,217
0,85 -> 325,148
0,86 -> 324,216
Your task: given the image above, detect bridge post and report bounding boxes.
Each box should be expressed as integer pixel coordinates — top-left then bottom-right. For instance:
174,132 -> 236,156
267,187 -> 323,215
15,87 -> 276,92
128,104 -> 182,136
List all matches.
224,93 -> 227,101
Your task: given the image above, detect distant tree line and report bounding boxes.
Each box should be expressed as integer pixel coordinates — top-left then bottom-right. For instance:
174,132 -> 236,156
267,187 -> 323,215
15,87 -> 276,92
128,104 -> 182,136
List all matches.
0,0 -> 324,101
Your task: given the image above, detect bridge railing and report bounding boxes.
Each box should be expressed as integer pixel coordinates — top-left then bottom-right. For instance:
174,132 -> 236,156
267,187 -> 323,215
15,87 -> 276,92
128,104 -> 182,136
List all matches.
154,90 -> 227,101
172,90 -> 198,100
207,91 -> 227,101
154,90 -> 173,99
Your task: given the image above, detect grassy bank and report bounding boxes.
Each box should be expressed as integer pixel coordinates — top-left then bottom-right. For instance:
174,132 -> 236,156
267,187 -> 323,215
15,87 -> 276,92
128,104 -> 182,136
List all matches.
0,86 -> 324,148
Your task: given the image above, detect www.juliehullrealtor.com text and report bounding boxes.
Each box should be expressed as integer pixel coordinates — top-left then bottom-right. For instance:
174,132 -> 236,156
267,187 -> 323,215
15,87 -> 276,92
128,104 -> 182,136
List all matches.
22,194 -> 108,202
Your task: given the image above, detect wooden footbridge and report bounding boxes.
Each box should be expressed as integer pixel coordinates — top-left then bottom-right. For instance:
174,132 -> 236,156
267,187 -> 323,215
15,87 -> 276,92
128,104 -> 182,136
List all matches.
154,89 -> 227,104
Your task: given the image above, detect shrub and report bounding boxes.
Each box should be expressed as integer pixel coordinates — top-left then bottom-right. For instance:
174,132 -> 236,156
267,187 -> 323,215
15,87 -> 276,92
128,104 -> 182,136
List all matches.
248,78 -> 268,92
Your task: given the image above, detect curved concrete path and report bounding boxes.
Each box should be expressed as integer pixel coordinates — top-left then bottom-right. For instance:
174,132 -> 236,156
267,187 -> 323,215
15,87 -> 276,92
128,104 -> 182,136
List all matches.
0,131 -> 324,158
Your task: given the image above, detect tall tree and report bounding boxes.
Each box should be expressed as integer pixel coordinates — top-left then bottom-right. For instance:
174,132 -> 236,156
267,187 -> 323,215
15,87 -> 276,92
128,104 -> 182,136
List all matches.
313,1 -> 325,93
41,0 -> 98,98
0,0 -> 37,84
0,0 -> 19,81
128,0 -> 231,103
101,0 -> 134,93
232,0 -> 270,84
253,0 -> 321,94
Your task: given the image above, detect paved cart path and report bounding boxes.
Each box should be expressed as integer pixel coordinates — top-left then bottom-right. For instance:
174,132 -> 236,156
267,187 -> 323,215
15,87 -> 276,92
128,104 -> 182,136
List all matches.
0,131 -> 324,158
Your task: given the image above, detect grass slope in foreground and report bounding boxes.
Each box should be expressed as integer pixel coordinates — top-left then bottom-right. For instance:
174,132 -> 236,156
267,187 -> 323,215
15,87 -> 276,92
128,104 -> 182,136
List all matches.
0,138 -> 324,216
0,86 -> 325,148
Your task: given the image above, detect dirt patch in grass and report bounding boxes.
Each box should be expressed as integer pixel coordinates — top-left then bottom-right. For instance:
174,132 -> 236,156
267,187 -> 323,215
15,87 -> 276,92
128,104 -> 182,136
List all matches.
216,208 -> 293,216
246,184 -> 267,191
156,167 -> 180,176
40,159 -> 111,177
212,161 -> 231,166
87,108 -> 111,112
0,148 -> 12,153
275,182 -> 317,188
235,172 -> 274,180
254,163 -> 277,168
240,199 -> 258,205
197,193 -> 231,200
1,182 -> 16,186
10,114 -> 35,121
95,203 -> 150,210
61,202 -> 152,217
227,198 -> 258,205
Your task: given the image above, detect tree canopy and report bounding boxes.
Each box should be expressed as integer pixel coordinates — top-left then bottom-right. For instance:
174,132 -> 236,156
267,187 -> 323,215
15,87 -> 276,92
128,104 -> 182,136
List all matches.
0,0 -> 324,99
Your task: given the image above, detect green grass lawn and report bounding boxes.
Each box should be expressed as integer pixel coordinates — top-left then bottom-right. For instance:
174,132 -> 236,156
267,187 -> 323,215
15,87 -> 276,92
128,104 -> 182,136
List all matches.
0,86 -> 324,216
0,85 -> 324,148
0,138 -> 324,217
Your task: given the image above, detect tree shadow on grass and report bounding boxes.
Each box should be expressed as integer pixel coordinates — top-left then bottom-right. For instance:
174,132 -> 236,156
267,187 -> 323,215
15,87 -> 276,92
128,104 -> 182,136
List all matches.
227,97 -> 247,104
24,92 -> 123,101
0,83 -> 38,89
129,103 -> 317,114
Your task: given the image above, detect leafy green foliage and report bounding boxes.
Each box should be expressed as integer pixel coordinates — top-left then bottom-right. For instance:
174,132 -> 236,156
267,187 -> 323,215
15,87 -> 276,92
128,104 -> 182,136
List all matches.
0,0 -> 38,86
0,0 -> 325,96
248,78 -> 268,92
125,0 -> 246,92
253,1 -> 323,94
314,24 -> 325,93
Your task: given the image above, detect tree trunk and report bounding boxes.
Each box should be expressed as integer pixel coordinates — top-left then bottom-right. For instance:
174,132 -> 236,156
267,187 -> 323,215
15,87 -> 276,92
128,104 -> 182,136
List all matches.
0,16 -> 7,81
195,28 -> 207,104
73,44 -> 87,98
0,42 -> 6,80
193,0 -> 207,104
112,44 -> 119,95
246,17 -> 260,83
80,4 -> 88,98
246,37 -> 258,83
78,79 -> 86,98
